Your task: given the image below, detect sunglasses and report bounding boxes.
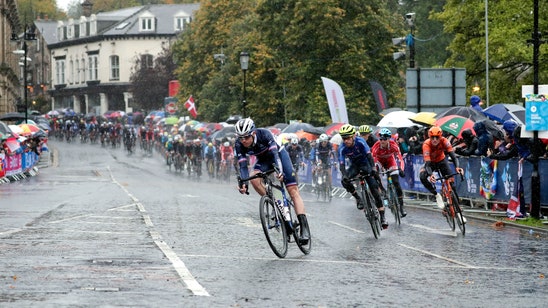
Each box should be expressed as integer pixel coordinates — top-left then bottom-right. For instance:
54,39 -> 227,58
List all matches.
238,134 -> 253,140
431,136 -> 440,140
380,136 -> 390,141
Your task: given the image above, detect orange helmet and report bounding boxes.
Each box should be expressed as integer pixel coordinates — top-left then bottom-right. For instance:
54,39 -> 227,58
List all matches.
428,126 -> 443,138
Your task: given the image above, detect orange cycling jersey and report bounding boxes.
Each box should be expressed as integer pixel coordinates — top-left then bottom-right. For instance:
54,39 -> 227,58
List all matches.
422,137 -> 453,163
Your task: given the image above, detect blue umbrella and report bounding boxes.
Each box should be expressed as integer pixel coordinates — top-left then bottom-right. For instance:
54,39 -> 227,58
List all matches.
483,104 -> 509,123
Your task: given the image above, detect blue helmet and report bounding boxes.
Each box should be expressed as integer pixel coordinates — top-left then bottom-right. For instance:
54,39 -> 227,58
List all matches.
379,128 -> 392,138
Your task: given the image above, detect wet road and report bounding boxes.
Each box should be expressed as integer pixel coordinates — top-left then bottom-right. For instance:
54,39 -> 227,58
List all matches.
0,140 -> 546,307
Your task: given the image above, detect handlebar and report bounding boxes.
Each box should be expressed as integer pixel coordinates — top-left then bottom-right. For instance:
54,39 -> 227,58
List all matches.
433,171 -> 464,182
237,165 -> 281,195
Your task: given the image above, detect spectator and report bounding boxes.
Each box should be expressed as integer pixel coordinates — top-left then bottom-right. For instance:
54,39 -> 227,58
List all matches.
455,128 -> 479,156
470,95 -> 483,112
487,119 -> 519,160
472,120 -> 493,156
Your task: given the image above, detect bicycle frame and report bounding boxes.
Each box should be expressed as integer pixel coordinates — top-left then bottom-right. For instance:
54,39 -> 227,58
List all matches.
434,170 -> 465,235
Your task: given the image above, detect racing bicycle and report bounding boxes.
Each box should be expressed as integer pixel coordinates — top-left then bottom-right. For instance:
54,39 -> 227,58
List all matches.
434,170 -> 465,235
352,172 -> 382,239
239,168 -> 311,258
379,169 -> 402,225
315,163 -> 332,202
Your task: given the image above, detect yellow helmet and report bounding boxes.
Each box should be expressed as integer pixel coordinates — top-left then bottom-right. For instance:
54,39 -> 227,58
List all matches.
339,124 -> 356,138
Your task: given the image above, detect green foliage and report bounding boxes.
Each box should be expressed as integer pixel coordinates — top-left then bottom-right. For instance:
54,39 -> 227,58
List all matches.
174,0 -> 404,127
130,47 -> 176,112
433,0 -> 548,104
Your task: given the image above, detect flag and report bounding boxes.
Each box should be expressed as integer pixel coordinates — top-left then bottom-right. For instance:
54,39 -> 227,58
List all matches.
321,77 -> 348,123
184,95 -> 197,119
369,80 -> 389,113
507,161 -> 524,219
479,158 -> 497,200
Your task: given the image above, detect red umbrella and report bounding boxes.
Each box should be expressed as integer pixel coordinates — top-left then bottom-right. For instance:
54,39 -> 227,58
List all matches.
434,115 -> 475,138
324,122 -> 346,136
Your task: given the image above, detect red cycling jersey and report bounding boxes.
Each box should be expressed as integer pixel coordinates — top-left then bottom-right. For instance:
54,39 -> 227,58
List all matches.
220,145 -> 234,161
371,139 -> 404,171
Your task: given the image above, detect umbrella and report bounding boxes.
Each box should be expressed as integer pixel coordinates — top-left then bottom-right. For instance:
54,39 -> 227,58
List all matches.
266,126 -> 282,136
282,122 -> 315,134
507,109 -> 525,124
409,112 -> 437,126
324,122 -> 346,136
18,123 -> 42,136
0,121 -> 13,135
47,110 -> 60,117
295,130 -> 318,141
0,112 -> 27,121
434,115 -> 475,138
165,116 -> 179,125
482,104 -> 511,123
8,124 -> 23,135
376,110 -> 417,128
206,123 -> 223,132
435,106 -> 486,122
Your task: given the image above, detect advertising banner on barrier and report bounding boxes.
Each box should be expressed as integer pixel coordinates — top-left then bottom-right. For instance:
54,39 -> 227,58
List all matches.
298,154 -> 547,205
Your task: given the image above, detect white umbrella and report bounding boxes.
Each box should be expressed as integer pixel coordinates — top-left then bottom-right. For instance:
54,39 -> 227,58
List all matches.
376,110 -> 417,128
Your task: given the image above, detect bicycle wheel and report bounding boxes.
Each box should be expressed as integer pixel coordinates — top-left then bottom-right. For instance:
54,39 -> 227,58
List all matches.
259,196 -> 288,258
362,188 -> 381,239
388,184 -> 401,225
288,200 -> 311,255
443,193 -> 456,231
452,191 -> 465,235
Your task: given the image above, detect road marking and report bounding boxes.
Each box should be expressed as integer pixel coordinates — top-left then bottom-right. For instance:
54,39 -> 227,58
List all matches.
407,223 -> 458,237
108,204 -> 138,211
236,217 -> 261,228
0,228 -> 23,236
328,221 -> 365,233
48,214 -> 93,224
109,168 -> 210,297
398,243 -> 477,268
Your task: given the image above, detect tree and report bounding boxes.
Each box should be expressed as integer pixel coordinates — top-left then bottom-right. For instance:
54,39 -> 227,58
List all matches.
130,47 -> 177,112
173,0 -> 405,127
433,0 -> 548,105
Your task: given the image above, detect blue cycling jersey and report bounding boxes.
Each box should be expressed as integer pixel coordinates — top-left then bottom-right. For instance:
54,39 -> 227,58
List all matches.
338,136 -> 372,169
235,128 -> 283,180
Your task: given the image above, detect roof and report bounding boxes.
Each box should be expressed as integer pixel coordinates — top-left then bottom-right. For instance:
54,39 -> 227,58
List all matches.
34,20 -> 59,45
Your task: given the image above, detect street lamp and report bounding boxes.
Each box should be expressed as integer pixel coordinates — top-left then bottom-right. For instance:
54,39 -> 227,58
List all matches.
239,51 -> 250,117
11,25 -> 36,124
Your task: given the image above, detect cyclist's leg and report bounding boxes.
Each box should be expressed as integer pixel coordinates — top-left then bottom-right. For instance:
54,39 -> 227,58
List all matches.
365,173 -> 387,226
249,162 -> 267,196
390,169 -> 406,217
341,165 -> 362,209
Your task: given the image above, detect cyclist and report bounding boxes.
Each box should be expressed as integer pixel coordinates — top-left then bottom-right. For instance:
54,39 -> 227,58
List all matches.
358,125 -> 378,148
314,133 -> 335,189
371,128 -> 407,217
235,118 -> 310,244
204,142 -> 217,177
338,124 -> 388,229
165,137 -> 174,165
284,137 -> 306,177
420,126 -> 465,219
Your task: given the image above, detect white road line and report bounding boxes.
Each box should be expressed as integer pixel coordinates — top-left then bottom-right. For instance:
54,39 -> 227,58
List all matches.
48,214 -> 93,224
328,221 -> 365,233
109,168 -> 209,297
108,204 -> 138,211
407,223 -> 458,237
0,228 -> 23,236
398,243 -> 477,268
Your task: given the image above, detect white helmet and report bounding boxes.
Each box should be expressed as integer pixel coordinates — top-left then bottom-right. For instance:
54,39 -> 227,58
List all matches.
223,141 -> 230,147
319,133 -> 329,142
291,137 -> 299,145
235,118 -> 255,136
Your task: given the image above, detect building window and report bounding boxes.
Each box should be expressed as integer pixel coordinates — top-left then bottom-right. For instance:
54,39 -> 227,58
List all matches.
141,54 -> 153,70
69,60 -> 74,84
88,55 -> 98,80
80,59 -> 86,82
174,17 -> 189,31
140,17 -> 154,31
56,60 -> 65,85
75,60 -> 80,84
110,55 -> 120,80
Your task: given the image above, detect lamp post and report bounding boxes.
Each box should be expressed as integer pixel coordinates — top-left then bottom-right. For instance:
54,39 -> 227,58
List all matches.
12,25 -> 36,124
239,51 -> 249,117
405,13 -> 416,68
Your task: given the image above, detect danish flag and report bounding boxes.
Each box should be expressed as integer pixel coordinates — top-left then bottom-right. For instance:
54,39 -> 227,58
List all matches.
184,95 -> 197,119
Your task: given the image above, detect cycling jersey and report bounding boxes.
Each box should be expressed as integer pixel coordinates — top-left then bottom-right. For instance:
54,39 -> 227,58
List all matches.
220,145 -> 234,161
422,136 -> 453,164
315,141 -> 333,165
338,136 -> 373,170
235,128 -> 296,186
371,139 -> 404,171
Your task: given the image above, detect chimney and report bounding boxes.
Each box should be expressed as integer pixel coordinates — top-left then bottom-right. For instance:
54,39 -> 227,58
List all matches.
81,0 -> 93,17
